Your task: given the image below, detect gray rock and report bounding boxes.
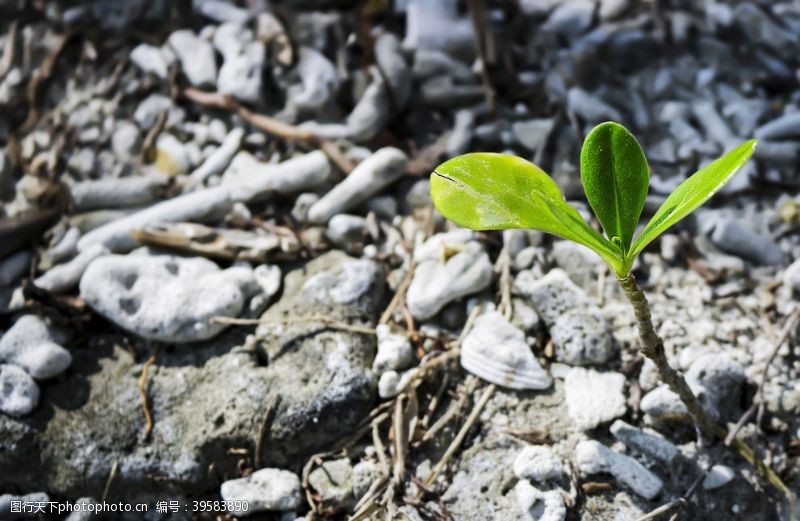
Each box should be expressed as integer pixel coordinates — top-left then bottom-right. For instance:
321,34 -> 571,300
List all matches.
686,352 -> 746,421
610,420 -> 678,464
402,0 -> 474,56
568,87 -> 622,123
0,249 -> 31,286
64,497 -> 97,521
0,315 -> 71,380
543,0 -> 594,37
460,312 -> 552,390
514,480 -> 566,521
513,445 -> 563,482
551,241 -> 602,291
48,227 -> 81,264
0,252 -> 382,498
308,457 -> 354,510
133,93 -> 183,129
34,244 -> 109,294
373,324 -> 414,373
710,219 -> 783,266
407,245 -> 493,320
308,147 -> 407,223
703,465 -> 735,490
70,173 -> 168,212
220,468 -> 301,514
129,43 -> 171,79
447,109 -> 475,156
291,192 -> 320,223
755,112 -> 800,141
167,29 -> 217,87
0,364 -> 39,416
600,0 -> 630,20
512,118 -> 554,153
516,269 -> 616,366
564,368 -> 626,430
734,3 -> 796,54
80,254 -> 257,343
326,214 -> 367,247
575,440 -> 663,500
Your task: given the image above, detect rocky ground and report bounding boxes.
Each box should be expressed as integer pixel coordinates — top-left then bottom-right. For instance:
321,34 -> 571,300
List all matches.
1,0 -> 800,519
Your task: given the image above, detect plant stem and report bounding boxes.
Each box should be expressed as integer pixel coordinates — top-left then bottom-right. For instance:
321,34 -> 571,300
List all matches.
616,273 -> 716,438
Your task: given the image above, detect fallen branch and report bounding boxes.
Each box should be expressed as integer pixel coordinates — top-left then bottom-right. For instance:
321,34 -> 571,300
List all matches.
181,87 -> 354,174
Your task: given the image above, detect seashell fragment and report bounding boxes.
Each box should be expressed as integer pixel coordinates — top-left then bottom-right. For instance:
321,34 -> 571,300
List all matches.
460,311 -> 551,390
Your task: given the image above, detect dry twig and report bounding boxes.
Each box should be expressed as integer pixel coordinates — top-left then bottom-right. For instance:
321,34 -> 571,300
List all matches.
138,347 -> 160,440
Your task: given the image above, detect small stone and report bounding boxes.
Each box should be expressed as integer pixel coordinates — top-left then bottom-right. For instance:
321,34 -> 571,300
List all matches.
543,0 -> 595,37
703,465 -> 735,490
373,324 -> 414,373
34,243 -> 108,294
755,112 -> 800,141
308,457 -> 354,509
461,312 -> 551,390
155,134 -> 191,176
568,88 -> 622,122
308,148 -> 407,223
551,241 -> 602,291
64,497 -> 98,521
711,219 -> 783,266
513,445 -> 563,482
190,127 -> 243,184
575,440 -> 663,500
407,245 -> 493,320
565,368 -> 626,430
220,468 -> 302,514
0,315 -> 71,380
446,109 -> 475,156
0,493 -> 49,517
289,47 -> 339,114
600,0 -> 631,20
218,38 -> 265,103
783,259 -> 800,293
134,94 -> 182,129
130,43 -> 171,79
80,254 -> 257,343
516,269 -> 617,366
512,118 -> 554,153
514,480 -> 566,521
194,0 -> 251,24
326,214 -> 367,248
291,193 -> 320,223
111,120 -> 142,160
71,174 -> 168,212
0,364 -> 40,416
167,29 -> 217,87
610,420 -> 678,464
378,368 -> 416,399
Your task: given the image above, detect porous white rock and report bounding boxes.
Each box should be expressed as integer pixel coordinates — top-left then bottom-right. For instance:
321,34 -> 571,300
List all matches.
373,324 -> 414,373
167,29 -> 217,87
189,127 -> 243,183
513,445 -> 563,482
0,364 -> 40,416
516,269 -> 616,366
217,29 -> 265,103
71,174 -> 168,212
0,315 -> 71,380
130,43 -> 172,79
703,465 -> 735,490
307,147 -> 407,223
80,254 -> 258,343
513,480 -> 566,521
564,368 -> 626,430
289,47 -> 339,114
407,245 -> 493,320
326,214 -> 367,248
575,440 -> 663,500
220,468 -> 302,514
378,369 -> 416,399
610,420 -> 678,464
461,312 -> 551,390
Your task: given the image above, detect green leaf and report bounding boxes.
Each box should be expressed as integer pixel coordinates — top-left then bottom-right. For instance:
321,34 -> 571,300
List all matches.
628,139 -> 758,263
580,122 -> 649,253
431,152 -> 623,272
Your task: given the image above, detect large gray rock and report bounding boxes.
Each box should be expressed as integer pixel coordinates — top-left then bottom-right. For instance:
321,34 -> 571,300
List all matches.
0,364 -> 39,416
516,269 -> 617,366
80,254 -> 257,343
0,251 -> 382,501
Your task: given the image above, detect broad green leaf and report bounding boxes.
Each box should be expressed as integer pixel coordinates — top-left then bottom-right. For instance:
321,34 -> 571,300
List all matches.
431,153 -> 623,272
627,139 -> 757,264
580,122 -> 649,253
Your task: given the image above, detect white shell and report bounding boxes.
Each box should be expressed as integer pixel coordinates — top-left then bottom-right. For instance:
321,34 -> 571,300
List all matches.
460,312 -> 552,390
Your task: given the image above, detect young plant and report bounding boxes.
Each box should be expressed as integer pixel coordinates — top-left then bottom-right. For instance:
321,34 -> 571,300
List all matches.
430,121 -> 756,441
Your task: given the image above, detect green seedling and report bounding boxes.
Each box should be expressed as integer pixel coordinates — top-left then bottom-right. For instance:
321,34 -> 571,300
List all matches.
429,122 -> 793,502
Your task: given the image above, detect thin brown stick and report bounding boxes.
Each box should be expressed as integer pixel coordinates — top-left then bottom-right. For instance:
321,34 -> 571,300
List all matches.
211,315 -> 376,335
425,383 -> 495,487
380,259 -> 416,324
181,87 -> 354,174
465,0 -> 495,114
254,396 -> 280,469
138,348 -> 160,440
